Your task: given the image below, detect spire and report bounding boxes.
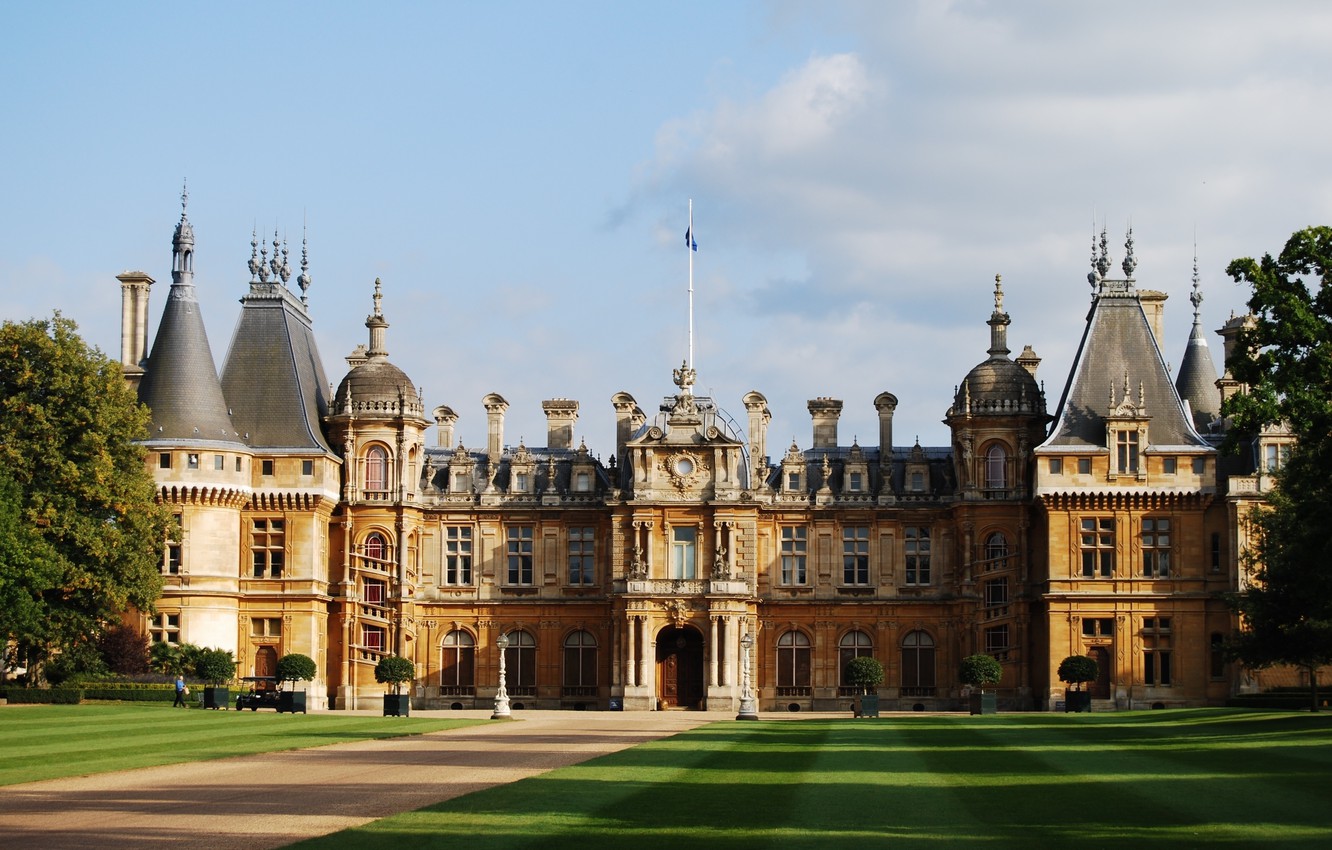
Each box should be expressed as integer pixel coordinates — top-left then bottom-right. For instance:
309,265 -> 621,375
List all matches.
171,180 -> 194,286
366,278 -> 389,357
987,273 -> 1011,357
1175,245 -> 1221,428
1121,226 -> 1137,278
297,222 -> 312,305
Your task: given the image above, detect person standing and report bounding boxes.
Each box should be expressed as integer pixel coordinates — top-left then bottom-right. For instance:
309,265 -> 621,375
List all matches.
173,674 -> 187,708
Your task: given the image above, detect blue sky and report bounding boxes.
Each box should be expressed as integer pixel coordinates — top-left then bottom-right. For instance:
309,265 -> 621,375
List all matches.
4,1 -> 1332,456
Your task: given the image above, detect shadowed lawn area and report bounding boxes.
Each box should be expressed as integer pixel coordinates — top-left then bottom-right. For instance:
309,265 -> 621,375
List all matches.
0,704 -> 485,785
290,709 -> 1332,850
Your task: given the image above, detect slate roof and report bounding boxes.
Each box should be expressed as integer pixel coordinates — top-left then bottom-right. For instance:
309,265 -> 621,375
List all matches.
220,283 -> 332,452
1174,316 -> 1221,430
1041,279 -> 1208,450
137,280 -> 242,446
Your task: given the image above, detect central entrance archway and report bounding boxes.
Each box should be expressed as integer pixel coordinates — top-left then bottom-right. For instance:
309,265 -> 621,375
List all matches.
656,626 -> 704,709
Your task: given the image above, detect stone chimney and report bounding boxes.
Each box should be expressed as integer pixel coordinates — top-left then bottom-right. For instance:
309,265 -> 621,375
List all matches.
808,398 -> 843,449
115,270 -> 153,389
1138,290 -> 1168,352
542,398 -> 579,450
612,391 -> 637,462
433,405 -> 458,448
873,392 -> 897,461
483,393 -> 508,462
1016,345 -> 1041,379
743,390 -> 771,486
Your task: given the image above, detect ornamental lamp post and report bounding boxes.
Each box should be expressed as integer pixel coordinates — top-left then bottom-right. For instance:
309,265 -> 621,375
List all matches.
491,631 -> 512,719
736,631 -> 758,721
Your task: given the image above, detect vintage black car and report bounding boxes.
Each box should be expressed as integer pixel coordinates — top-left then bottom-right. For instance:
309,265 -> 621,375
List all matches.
235,676 -> 281,711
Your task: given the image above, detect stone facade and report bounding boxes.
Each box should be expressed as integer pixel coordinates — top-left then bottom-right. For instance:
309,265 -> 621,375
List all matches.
123,206 -> 1278,712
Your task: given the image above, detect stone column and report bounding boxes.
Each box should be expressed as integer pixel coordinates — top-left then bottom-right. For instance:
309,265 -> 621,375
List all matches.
709,616 -> 720,687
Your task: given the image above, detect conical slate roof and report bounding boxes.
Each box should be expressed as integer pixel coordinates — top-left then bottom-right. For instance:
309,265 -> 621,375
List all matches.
137,250 -> 239,445
1175,318 -> 1220,430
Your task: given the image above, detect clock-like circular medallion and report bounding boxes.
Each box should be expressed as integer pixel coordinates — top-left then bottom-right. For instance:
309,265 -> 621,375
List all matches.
675,457 -> 695,476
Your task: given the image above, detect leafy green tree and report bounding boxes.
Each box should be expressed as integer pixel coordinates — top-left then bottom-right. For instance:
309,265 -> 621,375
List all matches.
276,652 -> 317,683
0,315 -> 171,682
960,653 -> 1003,692
97,623 -> 150,675
374,655 -> 415,694
193,648 -> 236,686
843,655 -> 884,694
1224,226 -> 1332,711
1058,655 -> 1098,691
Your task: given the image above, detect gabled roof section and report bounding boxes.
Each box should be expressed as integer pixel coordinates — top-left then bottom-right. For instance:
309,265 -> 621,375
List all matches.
1040,234 -> 1208,451
220,281 -> 332,452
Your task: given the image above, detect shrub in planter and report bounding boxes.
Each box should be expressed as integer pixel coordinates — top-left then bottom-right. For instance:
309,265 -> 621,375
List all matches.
194,647 -> 236,709
845,655 -> 884,717
961,653 -> 1003,715
276,652 -> 316,713
375,655 -> 415,716
1058,654 -> 1098,713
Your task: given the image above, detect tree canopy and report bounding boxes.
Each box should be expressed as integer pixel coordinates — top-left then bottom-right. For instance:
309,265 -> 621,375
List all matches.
1223,226 -> 1332,710
0,315 -> 170,681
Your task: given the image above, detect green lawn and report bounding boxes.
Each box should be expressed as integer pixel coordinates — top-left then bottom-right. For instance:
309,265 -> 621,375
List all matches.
0,704 -> 485,785
290,709 -> 1332,850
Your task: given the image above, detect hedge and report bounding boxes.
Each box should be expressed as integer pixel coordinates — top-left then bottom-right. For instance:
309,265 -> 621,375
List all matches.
4,688 -> 84,704
83,686 -> 176,703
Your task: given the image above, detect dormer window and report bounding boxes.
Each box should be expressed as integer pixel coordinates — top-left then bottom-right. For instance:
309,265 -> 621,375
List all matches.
575,472 -> 590,492
848,472 -> 863,492
787,472 -> 801,491
1116,430 -> 1139,475
515,472 -> 529,493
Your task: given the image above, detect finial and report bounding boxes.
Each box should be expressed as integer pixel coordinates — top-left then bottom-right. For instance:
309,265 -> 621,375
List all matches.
993,274 -> 1004,312
279,236 -> 292,284
372,277 -> 384,318
258,237 -> 270,283
297,224 -> 312,304
1121,226 -> 1137,278
1190,247 -> 1203,320
1096,228 -> 1112,280
247,228 -> 261,282
1088,228 -> 1100,288
268,230 -> 282,282
180,179 -> 189,218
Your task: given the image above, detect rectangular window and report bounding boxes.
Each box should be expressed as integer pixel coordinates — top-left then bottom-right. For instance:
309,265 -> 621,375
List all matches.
515,472 -> 529,493
214,454 -> 225,471
1077,457 -> 1092,475
164,513 -> 182,575
1081,617 -> 1114,637
1116,430 -> 1140,474
302,459 -> 314,476
984,577 -> 1008,607
187,453 -> 199,470
984,624 -> 1009,656
1143,618 -> 1172,686
842,525 -> 870,585
568,526 -> 595,585
250,617 -> 281,637
671,526 -> 697,579
1264,443 -> 1291,472
1211,533 -> 1221,574
1192,456 -> 1206,474
848,472 -> 863,492
787,472 -> 801,491
251,518 -> 285,578
235,457 -> 242,472
781,526 -> 808,585
159,452 -> 172,469
1049,458 -> 1063,474
1141,518 -> 1171,577
444,525 -> 473,585
905,526 -> 931,585
262,459 -> 274,476
1163,457 -> 1176,475
150,612 -> 180,645
910,472 -> 924,491
575,472 -> 590,492
362,626 -> 385,653
362,579 -> 385,605
506,525 -> 534,584
1080,518 -> 1114,578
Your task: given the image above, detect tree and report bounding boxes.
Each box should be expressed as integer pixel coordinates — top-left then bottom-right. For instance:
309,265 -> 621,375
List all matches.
960,653 -> 1003,692
0,315 -> 171,682
1224,226 -> 1332,711
374,655 -> 415,694
276,652 -> 317,683
97,622 -> 150,675
193,648 -> 236,686
1058,655 -> 1098,691
843,655 -> 884,694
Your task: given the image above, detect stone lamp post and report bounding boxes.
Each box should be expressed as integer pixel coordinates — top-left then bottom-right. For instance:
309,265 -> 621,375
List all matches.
491,631 -> 512,719
736,631 -> 759,720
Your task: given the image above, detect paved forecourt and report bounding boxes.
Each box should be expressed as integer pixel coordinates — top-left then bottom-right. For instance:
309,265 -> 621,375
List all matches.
0,708 -> 763,850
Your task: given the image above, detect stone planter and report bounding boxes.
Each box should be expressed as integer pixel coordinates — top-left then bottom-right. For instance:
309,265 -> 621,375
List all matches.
970,691 -> 997,715
278,690 -> 307,714
203,686 -> 230,710
1065,690 -> 1092,713
383,693 -> 410,716
854,693 -> 880,718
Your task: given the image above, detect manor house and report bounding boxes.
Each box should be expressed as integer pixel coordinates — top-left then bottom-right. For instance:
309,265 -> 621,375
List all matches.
120,199 -> 1281,712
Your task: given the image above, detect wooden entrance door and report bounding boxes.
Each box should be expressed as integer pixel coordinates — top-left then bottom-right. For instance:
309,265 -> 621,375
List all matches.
657,627 -> 704,708
254,645 -> 277,678
1087,647 -> 1111,699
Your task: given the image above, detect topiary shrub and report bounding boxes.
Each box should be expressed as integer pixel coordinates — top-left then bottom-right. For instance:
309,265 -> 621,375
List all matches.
844,656 -> 885,694
193,648 -> 236,686
960,653 -> 1003,692
1058,655 -> 1098,691
276,653 -> 317,683
374,655 -> 415,695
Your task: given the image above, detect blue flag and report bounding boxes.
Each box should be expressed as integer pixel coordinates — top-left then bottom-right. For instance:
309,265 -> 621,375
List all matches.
685,227 -> 698,251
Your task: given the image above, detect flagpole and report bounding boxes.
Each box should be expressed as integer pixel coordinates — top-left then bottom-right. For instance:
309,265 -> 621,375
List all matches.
688,199 -> 694,371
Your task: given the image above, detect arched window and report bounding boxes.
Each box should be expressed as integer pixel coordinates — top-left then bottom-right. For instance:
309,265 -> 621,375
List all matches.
777,631 -> 812,694
839,630 -> 874,688
984,443 -> 1007,491
440,630 -> 475,695
562,630 -> 598,695
901,630 -> 936,694
364,445 -> 389,493
363,532 -> 389,569
984,532 -> 1009,571
504,629 -> 537,695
